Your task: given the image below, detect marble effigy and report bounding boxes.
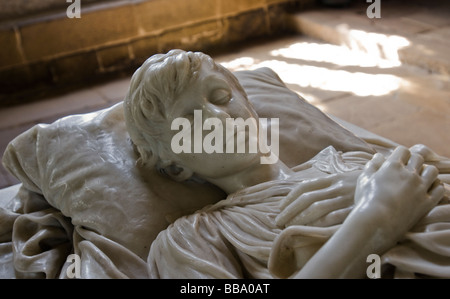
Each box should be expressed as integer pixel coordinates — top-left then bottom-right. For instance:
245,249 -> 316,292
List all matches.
1,50 -> 449,278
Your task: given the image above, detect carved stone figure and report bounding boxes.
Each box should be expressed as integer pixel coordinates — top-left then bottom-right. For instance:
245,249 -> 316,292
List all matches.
124,50 -> 449,278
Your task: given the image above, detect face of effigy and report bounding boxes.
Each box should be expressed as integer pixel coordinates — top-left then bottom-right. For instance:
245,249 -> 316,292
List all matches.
160,58 -> 264,180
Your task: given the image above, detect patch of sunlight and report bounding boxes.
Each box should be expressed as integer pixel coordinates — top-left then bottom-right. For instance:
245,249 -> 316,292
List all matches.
262,60 -> 402,97
220,57 -> 257,71
270,32 -> 410,69
345,28 -> 410,67
221,59 -> 403,97
270,42 -> 390,68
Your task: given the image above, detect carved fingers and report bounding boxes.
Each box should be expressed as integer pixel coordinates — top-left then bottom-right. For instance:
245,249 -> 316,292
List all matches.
354,146 -> 444,235
355,152 -> 385,205
410,144 -> 450,173
276,171 -> 360,228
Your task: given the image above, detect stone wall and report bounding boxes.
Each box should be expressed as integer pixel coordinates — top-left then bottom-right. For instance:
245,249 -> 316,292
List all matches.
0,0 -> 314,106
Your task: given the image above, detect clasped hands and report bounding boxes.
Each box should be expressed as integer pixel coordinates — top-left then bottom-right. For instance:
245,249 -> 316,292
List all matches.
276,146 -> 445,230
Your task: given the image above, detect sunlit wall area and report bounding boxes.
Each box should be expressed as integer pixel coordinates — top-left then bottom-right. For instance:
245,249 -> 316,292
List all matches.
0,0 -> 315,106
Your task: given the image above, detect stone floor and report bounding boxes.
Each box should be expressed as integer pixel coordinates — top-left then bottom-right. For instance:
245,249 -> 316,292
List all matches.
1,1 -> 449,189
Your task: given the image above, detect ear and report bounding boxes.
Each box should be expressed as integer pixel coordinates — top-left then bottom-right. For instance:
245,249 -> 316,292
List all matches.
158,160 -> 194,182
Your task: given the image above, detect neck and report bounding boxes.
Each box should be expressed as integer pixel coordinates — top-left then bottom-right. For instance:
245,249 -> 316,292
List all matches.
206,159 -> 293,195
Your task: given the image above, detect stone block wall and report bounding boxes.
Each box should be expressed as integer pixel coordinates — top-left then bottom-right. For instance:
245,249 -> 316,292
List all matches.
0,0 -> 314,106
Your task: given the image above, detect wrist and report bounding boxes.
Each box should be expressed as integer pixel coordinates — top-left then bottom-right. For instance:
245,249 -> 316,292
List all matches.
342,202 -> 399,255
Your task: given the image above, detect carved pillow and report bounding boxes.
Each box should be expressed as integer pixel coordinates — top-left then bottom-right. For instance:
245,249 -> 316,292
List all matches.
235,67 -> 374,168
1,104 -> 225,252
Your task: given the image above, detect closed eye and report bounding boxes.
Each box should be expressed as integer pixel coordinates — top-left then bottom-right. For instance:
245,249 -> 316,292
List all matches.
210,88 -> 231,105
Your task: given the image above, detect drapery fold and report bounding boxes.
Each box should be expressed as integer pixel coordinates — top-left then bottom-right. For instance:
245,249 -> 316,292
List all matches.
148,147 -> 450,279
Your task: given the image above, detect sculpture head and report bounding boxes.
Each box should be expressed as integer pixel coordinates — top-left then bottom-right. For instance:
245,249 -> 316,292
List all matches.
124,49 -> 263,182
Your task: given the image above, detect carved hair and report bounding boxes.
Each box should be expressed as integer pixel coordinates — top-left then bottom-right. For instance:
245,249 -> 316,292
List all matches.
124,50 -> 203,167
